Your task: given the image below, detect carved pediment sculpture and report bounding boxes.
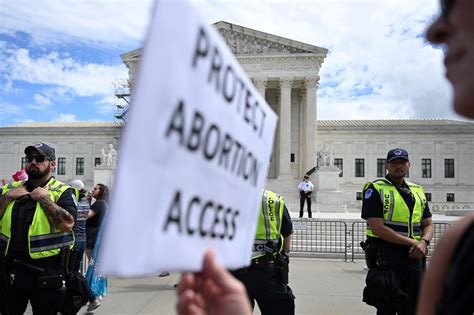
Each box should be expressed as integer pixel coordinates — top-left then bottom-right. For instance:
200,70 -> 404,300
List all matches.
217,29 -> 311,55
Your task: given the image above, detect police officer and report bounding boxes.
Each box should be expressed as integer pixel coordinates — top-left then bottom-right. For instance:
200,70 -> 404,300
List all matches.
0,142 -> 77,314
232,189 -> 295,315
361,148 -> 434,315
298,175 -> 314,218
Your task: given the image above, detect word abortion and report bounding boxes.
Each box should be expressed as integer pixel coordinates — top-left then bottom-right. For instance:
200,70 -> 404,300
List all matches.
192,26 -> 268,139
165,100 -> 262,187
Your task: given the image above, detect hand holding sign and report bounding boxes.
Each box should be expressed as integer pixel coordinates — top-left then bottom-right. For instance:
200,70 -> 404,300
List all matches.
176,250 -> 252,315
99,0 -> 277,276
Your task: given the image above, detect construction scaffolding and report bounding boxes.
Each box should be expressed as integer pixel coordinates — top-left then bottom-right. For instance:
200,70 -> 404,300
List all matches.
113,78 -> 130,122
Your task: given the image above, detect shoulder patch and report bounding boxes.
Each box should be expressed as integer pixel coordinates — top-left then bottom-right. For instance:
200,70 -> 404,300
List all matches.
364,188 -> 374,199
363,182 -> 371,191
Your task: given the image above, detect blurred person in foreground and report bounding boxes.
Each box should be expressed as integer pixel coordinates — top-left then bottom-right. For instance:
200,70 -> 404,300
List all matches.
418,0 -> 474,314
176,250 -> 252,315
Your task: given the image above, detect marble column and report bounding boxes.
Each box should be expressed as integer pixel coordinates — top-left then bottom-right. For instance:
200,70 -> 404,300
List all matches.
299,89 -> 307,177
303,76 -> 320,174
278,77 -> 293,178
253,77 -> 267,99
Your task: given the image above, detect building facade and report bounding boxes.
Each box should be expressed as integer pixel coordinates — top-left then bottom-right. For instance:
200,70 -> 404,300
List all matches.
1,22 -> 473,213
1,119 -> 473,213
0,122 -> 121,189
121,21 -> 329,182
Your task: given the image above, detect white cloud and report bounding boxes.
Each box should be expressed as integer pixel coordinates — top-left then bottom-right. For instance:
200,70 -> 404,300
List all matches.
1,0 -> 152,47
52,113 -> 78,122
5,48 -> 127,97
0,0 -> 460,123
33,93 -> 51,106
0,101 -> 23,116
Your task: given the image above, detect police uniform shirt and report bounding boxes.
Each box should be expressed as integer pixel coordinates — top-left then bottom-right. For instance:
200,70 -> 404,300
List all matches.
298,180 -> 314,193
8,177 -> 78,259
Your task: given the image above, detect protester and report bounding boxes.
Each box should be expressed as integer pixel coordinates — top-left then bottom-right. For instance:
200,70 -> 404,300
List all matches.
85,183 -> 108,260
361,148 -> 434,314
176,250 -> 252,315
0,142 -> 76,314
84,183 -> 109,312
297,175 -> 314,218
84,216 -> 108,312
68,179 -> 89,273
417,1 -> 474,313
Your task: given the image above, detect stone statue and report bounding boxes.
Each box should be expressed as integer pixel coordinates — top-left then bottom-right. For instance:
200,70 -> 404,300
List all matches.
107,143 -> 117,167
101,144 -> 117,167
101,148 -> 107,166
318,143 -> 334,167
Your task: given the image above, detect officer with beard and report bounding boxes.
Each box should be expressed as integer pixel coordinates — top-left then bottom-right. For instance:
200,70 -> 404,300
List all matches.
0,142 -> 77,315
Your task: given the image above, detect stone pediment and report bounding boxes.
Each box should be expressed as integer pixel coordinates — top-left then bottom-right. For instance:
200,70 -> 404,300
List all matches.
214,21 -> 328,56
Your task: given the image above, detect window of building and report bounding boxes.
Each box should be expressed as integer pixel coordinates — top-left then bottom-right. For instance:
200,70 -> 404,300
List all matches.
290,153 -> 295,163
76,157 -> 84,175
57,157 -> 66,175
446,193 -> 455,202
334,158 -> 343,177
95,157 -> 101,167
356,192 -> 362,200
21,157 -> 27,169
445,159 -> 455,178
377,158 -> 386,177
425,193 -> 432,202
355,158 -> 365,177
422,159 -> 432,178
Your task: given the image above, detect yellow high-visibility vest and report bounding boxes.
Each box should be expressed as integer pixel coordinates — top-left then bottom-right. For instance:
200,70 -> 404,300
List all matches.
0,178 -> 75,259
252,190 -> 285,259
365,178 -> 427,240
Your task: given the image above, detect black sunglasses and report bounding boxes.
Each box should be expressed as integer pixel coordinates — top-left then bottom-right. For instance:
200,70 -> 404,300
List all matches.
26,155 -> 49,163
441,0 -> 455,20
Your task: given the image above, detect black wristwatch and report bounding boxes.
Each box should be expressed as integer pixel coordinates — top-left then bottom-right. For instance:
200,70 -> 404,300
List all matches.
422,238 -> 430,246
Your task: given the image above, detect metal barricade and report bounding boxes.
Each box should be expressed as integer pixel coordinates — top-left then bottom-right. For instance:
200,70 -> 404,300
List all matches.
290,219 -> 348,261
351,221 -> 367,261
351,221 -> 452,261
428,222 -> 450,256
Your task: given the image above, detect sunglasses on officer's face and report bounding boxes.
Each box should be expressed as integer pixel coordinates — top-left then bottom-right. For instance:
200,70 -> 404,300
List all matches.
441,0 -> 455,20
26,155 -> 49,163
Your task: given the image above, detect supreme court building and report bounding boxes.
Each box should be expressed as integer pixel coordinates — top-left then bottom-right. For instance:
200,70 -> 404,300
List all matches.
1,21 -> 473,213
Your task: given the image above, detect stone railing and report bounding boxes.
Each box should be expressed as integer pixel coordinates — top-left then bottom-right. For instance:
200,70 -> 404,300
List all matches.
430,202 -> 474,215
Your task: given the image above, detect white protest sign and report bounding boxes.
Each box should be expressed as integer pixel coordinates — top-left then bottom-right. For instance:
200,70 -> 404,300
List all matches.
99,0 -> 277,276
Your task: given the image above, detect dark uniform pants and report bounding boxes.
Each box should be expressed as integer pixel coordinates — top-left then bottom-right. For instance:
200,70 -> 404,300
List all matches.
299,193 -> 312,218
0,256 -> 66,315
233,263 -> 295,315
374,246 -> 424,315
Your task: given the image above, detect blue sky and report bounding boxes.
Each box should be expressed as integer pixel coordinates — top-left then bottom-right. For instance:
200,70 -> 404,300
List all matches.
0,0 -> 461,127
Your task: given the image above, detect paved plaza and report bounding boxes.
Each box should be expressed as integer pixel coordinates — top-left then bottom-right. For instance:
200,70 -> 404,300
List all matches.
21,211 -> 460,314
70,257 -> 373,315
